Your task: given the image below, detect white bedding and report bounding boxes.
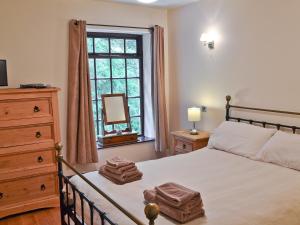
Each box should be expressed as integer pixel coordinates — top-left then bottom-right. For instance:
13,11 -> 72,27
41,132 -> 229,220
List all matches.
70,148 -> 300,225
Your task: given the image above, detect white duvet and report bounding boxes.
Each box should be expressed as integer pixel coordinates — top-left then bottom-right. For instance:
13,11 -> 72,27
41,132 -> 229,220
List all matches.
70,148 -> 300,225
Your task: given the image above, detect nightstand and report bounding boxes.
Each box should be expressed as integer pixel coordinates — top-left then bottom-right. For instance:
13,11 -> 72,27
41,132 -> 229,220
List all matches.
171,130 -> 210,155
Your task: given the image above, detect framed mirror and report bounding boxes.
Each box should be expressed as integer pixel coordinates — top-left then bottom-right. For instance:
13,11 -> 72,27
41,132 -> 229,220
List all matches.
102,93 -> 130,125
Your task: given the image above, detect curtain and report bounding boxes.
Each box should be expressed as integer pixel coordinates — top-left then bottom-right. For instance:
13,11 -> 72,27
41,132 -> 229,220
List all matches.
153,25 -> 169,153
67,20 -> 98,164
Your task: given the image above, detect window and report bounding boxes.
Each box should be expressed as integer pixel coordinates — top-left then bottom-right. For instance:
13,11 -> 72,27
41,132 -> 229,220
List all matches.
87,32 -> 144,137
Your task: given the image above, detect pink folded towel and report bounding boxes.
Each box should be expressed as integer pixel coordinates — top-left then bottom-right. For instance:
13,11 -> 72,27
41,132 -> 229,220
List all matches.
99,166 -> 142,185
155,182 -> 201,208
106,157 -> 134,168
143,188 -> 205,223
105,164 -> 137,175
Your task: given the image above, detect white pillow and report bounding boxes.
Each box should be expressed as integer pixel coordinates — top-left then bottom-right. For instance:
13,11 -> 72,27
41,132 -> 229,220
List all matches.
208,121 -> 276,158
256,131 -> 300,171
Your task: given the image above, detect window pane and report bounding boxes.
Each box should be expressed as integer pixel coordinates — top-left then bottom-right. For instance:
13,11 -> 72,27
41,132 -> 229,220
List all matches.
92,101 -> 97,118
90,80 -> 96,100
105,124 -> 113,132
112,59 -> 125,78
128,98 -> 140,117
96,59 -> 110,78
87,38 -> 94,53
98,121 -> 103,135
111,39 -> 124,53
126,39 -> 137,53
115,123 -> 128,131
131,117 -> 141,134
127,79 -> 140,97
97,100 -> 102,120
89,59 -> 95,79
97,79 -> 111,98
94,120 -> 98,135
112,79 -> 126,94
127,59 -> 139,77
95,38 -> 109,53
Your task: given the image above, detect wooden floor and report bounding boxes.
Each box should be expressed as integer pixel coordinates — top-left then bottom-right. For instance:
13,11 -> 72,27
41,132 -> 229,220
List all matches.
0,208 -> 61,225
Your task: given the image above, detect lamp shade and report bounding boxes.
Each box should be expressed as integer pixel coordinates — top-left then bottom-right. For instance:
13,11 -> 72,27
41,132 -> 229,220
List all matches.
188,107 -> 201,122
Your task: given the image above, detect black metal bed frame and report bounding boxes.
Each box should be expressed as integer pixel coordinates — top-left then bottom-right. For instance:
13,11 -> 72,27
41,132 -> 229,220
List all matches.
56,95 -> 300,225
56,144 -> 159,225
225,95 -> 300,133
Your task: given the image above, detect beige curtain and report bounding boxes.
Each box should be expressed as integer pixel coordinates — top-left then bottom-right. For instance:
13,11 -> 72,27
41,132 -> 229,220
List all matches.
67,20 -> 98,164
153,25 -> 169,153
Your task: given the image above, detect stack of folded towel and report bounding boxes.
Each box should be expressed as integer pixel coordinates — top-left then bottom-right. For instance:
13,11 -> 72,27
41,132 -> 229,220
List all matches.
144,182 -> 205,223
99,157 -> 143,185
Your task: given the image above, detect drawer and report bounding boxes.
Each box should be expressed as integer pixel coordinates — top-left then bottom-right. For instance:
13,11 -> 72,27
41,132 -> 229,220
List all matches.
0,173 -> 57,207
0,124 -> 53,148
0,149 -> 55,173
0,99 -> 51,121
175,139 -> 193,152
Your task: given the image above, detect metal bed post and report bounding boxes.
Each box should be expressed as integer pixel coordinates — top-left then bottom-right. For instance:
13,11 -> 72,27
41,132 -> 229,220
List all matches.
56,143 -> 65,224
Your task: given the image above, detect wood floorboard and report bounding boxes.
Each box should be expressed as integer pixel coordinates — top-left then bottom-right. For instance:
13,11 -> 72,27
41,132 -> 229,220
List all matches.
0,208 -> 61,225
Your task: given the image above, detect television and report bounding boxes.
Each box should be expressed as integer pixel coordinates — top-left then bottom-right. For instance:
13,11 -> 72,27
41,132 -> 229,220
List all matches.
0,60 -> 8,86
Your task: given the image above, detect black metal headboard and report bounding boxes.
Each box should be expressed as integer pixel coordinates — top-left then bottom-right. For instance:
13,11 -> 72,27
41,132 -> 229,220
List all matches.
225,95 -> 300,134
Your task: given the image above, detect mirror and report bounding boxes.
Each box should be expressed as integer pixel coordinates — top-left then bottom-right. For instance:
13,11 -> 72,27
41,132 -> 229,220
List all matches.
102,94 -> 129,125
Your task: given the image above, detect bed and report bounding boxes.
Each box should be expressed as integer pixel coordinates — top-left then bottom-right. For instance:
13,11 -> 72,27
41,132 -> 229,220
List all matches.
57,95 -> 300,225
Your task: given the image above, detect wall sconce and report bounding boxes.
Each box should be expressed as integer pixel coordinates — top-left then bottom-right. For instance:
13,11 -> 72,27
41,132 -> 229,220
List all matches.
200,33 -> 215,49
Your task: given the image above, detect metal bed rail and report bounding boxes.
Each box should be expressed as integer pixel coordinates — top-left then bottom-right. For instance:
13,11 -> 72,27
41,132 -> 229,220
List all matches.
55,144 -> 159,225
225,95 -> 300,133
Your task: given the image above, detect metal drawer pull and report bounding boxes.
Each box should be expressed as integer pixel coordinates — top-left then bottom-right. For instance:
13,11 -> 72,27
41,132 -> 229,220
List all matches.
0,192 -> 3,199
40,184 -> 46,191
34,106 -> 40,113
183,144 -> 186,149
35,131 -> 42,138
37,156 -> 43,163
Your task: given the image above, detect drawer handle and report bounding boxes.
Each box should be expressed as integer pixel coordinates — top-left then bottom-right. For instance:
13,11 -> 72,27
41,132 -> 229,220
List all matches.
183,144 -> 186,149
40,184 -> 46,191
0,192 -> 3,199
37,156 -> 43,163
34,106 -> 40,113
35,131 -> 42,138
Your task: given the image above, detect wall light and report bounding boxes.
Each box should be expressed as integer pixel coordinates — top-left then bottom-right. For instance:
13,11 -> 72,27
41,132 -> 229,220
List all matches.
200,33 -> 215,49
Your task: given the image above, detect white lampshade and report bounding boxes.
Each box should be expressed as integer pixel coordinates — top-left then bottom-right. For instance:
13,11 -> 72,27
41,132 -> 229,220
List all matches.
188,107 -> 201,122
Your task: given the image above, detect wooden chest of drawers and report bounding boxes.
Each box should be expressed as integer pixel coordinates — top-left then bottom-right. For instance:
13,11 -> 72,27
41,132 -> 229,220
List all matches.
0,88 -> 61,219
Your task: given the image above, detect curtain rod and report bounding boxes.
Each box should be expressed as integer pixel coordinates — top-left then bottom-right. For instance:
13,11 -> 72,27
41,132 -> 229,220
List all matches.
86,23 -> 154,31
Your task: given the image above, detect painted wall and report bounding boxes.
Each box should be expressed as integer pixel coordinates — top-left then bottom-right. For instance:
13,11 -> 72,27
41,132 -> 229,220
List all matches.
0,0 -> 168,164
168,0 -> 300,133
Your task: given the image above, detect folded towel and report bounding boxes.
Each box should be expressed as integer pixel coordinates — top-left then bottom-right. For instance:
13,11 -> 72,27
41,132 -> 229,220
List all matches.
144,189 -> 205,223
105,164 -> 137,175
144,189 -> 203,212
156,192 -> 202,211
159,201 -> 205,223
99,166 -> 142,185
155,182 -> 201,208
106,157 -> 134,168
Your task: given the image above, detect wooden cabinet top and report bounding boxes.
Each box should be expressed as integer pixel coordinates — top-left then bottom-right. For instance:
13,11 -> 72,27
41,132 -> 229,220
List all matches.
0,87 -> 60,94
171,130 -> 210,141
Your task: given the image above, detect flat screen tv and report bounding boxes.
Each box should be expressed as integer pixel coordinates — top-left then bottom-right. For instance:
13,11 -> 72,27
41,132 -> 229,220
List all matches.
0,60 -> 8,86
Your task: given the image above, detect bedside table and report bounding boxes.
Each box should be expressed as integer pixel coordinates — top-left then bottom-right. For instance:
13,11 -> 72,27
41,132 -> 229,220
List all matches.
171,131 -> 210,155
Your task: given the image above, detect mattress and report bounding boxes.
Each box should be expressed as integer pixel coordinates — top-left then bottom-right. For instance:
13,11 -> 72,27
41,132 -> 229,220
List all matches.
70,148 -> 300,225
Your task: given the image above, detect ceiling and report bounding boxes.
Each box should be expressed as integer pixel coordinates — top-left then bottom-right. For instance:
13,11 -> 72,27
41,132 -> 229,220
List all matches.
107,0 -> 199,8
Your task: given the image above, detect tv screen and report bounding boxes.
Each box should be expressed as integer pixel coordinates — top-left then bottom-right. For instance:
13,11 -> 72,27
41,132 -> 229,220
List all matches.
0,60 -> 8,86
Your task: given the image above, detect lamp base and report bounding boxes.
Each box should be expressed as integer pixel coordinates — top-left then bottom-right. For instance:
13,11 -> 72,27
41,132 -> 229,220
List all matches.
190,129 -> 198,135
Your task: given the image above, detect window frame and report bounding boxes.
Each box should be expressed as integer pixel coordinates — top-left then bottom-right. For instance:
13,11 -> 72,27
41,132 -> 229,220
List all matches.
87,32 -> 145,137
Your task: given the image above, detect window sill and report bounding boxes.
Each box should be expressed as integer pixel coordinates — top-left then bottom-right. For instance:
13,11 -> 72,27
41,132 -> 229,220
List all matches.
97,136 -> 155,150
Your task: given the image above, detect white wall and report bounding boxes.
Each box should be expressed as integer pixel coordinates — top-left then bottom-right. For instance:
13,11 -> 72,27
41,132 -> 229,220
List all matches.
168,0 -> 300,132
0,0 -> 168,165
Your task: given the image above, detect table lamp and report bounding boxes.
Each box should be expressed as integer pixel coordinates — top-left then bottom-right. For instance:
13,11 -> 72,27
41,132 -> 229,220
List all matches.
188,107 -> 201,135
